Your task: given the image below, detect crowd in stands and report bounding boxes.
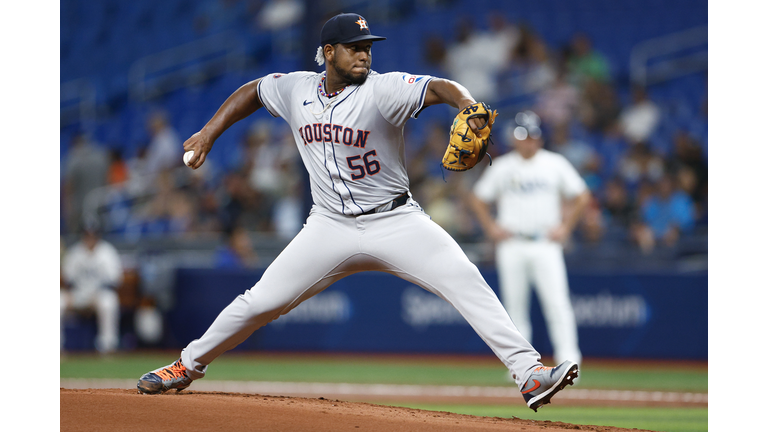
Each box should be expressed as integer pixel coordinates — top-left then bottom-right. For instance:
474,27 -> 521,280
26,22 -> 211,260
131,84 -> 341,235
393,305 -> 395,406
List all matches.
416,14 -> 707,255
61,7 -> 707,266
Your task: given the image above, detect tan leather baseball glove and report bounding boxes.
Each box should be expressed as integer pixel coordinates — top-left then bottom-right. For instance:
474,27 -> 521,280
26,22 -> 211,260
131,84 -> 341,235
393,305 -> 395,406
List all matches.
441,102 -> 498,171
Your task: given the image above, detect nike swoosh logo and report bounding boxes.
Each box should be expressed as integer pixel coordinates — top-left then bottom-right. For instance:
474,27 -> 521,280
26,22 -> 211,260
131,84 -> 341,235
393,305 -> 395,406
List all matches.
521,379 -> 541,394
303,100 -> 313,106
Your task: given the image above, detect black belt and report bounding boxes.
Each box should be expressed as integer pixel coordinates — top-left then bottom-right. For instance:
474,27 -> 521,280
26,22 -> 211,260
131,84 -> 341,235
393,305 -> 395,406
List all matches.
361,192 -> 409,215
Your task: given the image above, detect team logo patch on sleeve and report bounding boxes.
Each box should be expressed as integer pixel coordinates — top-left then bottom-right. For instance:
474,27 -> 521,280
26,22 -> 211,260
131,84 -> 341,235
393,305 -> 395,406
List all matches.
402,74 -> 425,84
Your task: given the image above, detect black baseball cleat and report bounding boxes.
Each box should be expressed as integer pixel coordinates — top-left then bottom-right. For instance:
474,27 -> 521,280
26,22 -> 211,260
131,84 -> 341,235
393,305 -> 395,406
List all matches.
520,361 -> 579,412
137,358 -> 192,394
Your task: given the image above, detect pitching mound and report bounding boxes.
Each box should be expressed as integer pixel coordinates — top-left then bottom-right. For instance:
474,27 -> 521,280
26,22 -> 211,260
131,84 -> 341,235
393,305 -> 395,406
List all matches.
61,388 -> 650,431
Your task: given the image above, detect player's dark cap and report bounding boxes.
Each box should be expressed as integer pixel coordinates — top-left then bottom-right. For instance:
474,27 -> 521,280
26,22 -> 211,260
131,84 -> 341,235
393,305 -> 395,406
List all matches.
320,13 -> 386,46
510,110 -> 543,141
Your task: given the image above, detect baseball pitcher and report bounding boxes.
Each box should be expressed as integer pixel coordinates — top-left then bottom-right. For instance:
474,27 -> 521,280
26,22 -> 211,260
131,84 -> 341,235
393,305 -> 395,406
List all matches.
136,13 -> 578,411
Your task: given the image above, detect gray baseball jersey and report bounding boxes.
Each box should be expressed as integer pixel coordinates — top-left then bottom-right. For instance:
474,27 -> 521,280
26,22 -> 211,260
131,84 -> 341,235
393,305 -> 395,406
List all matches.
257,70 -> 431,215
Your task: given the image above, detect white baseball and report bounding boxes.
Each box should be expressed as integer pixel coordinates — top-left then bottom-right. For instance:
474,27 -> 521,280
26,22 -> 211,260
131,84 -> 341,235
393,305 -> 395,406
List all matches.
183,151 -> 195,166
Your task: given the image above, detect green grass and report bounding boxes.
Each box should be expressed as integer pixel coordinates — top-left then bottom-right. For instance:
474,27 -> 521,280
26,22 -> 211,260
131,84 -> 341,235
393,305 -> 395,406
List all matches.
60,352 -> 708,432
60,353 -> 707,391
395,404 -> 707,432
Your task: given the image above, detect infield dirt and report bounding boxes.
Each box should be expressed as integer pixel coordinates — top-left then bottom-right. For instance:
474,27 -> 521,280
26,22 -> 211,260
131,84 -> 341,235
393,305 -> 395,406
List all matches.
61,388 -> 652,431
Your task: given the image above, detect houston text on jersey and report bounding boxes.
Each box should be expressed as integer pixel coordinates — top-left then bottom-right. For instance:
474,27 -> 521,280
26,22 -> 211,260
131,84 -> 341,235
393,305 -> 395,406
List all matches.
298,123 -> 371,148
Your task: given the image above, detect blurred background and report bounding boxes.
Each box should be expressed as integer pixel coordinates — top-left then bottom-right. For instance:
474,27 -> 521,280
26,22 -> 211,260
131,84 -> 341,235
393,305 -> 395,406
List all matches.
59,0 -> 707,361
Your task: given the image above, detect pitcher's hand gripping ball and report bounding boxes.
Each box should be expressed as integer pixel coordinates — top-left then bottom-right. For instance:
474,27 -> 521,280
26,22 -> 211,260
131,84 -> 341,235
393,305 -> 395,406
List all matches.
183,151 -> 195,166
441,102 -> 498,171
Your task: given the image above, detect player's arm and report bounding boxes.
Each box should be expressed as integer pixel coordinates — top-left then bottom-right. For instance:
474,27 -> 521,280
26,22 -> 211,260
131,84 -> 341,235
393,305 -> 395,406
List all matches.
423,78 -> 482,134
550,190 -> 591,243
467,193 -> 512,243
184,78 -> 265,169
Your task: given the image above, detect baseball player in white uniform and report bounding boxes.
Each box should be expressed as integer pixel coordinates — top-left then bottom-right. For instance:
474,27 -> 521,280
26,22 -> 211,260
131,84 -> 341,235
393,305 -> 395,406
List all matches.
60,224 -> 122,353
137,13 -> 578,411
469,111 -> 590,370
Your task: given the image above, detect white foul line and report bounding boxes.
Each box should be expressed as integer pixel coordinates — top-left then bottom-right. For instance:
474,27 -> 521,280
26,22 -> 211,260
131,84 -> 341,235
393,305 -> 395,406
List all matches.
60,379 -> 707,404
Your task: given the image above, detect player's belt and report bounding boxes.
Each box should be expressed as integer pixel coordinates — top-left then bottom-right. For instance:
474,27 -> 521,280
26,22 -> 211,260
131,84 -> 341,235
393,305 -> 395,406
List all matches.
513,232 -> 543,241
361,192 -> 409,216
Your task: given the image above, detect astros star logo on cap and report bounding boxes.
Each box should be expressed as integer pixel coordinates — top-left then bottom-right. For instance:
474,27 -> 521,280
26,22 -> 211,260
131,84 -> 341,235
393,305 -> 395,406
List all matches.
355,17 -> 368,30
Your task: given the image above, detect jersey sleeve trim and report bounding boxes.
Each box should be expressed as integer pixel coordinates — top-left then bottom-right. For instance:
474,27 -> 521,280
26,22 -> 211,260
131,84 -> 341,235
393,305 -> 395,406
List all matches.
411,76 -> 434,119
256,77 -> 279,118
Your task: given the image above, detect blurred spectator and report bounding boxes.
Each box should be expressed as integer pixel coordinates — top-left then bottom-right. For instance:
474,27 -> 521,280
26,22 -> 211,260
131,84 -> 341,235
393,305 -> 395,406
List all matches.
167,190 -> 196,234
629,181 -> 656,253
255,0 -> 305,31
115,266 -> 140,350
126,171 -> 194,237
220,170 -> 269,232
214,226 -> 259,268
423,35 -> 447,73
550,124 -> 597,175
107,148 -> 129,185
617,142 -> 665,190
145,110 -> 182,176
667,131 -> 707,189
578,79 -> 620,133
63,132 -> 109,234
60,221 -> 122,353
666,130 -> 708,222
534,67 -> 580,128
503,24 -> 556,94
244,121 -> 284,198
126,145 -> 153,194
580,155 -> 604,193
576,196 -> 605,244
564,32 -> 611,87
635,174 -> 696,251
443,16 -> 517,103
271,155 -> 304,239
114,266 -> 163,350
600,177 -> 637,231
241,121 -> 304,236
408,122 -> 452,190
619,86 -> 661,145
187,174 -> 223,233
594,121 -> 630,179
675,166 -> 702,220
484,14 -> 520,69
422,178 -> 476,241
406,123 -> 479,241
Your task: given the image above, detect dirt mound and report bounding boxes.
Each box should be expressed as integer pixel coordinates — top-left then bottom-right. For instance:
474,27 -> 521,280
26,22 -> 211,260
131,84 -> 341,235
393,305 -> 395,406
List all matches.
61,388 -> 651,431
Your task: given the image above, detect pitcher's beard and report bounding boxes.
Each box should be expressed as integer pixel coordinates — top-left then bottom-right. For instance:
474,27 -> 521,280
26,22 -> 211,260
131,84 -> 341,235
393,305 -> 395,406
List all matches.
331,59 -> 369,86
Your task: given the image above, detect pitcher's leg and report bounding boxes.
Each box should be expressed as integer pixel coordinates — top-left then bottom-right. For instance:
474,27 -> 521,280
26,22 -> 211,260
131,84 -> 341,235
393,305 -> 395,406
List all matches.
364,210 -> 543,386
531,244 -> 581,365
181,212 -> 358,379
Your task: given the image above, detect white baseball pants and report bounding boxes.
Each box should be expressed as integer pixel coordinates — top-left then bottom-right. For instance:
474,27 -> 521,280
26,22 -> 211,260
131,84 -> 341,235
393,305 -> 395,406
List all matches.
495,239 -> 582,365
181,201 -> 544,388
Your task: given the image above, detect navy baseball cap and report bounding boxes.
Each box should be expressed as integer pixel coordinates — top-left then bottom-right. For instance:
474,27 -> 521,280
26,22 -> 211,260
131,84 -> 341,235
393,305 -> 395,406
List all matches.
320,13 -> 386,46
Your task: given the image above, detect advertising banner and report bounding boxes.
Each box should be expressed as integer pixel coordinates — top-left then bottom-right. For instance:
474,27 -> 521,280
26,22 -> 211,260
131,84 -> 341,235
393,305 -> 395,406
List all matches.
166,268 -> 707,359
